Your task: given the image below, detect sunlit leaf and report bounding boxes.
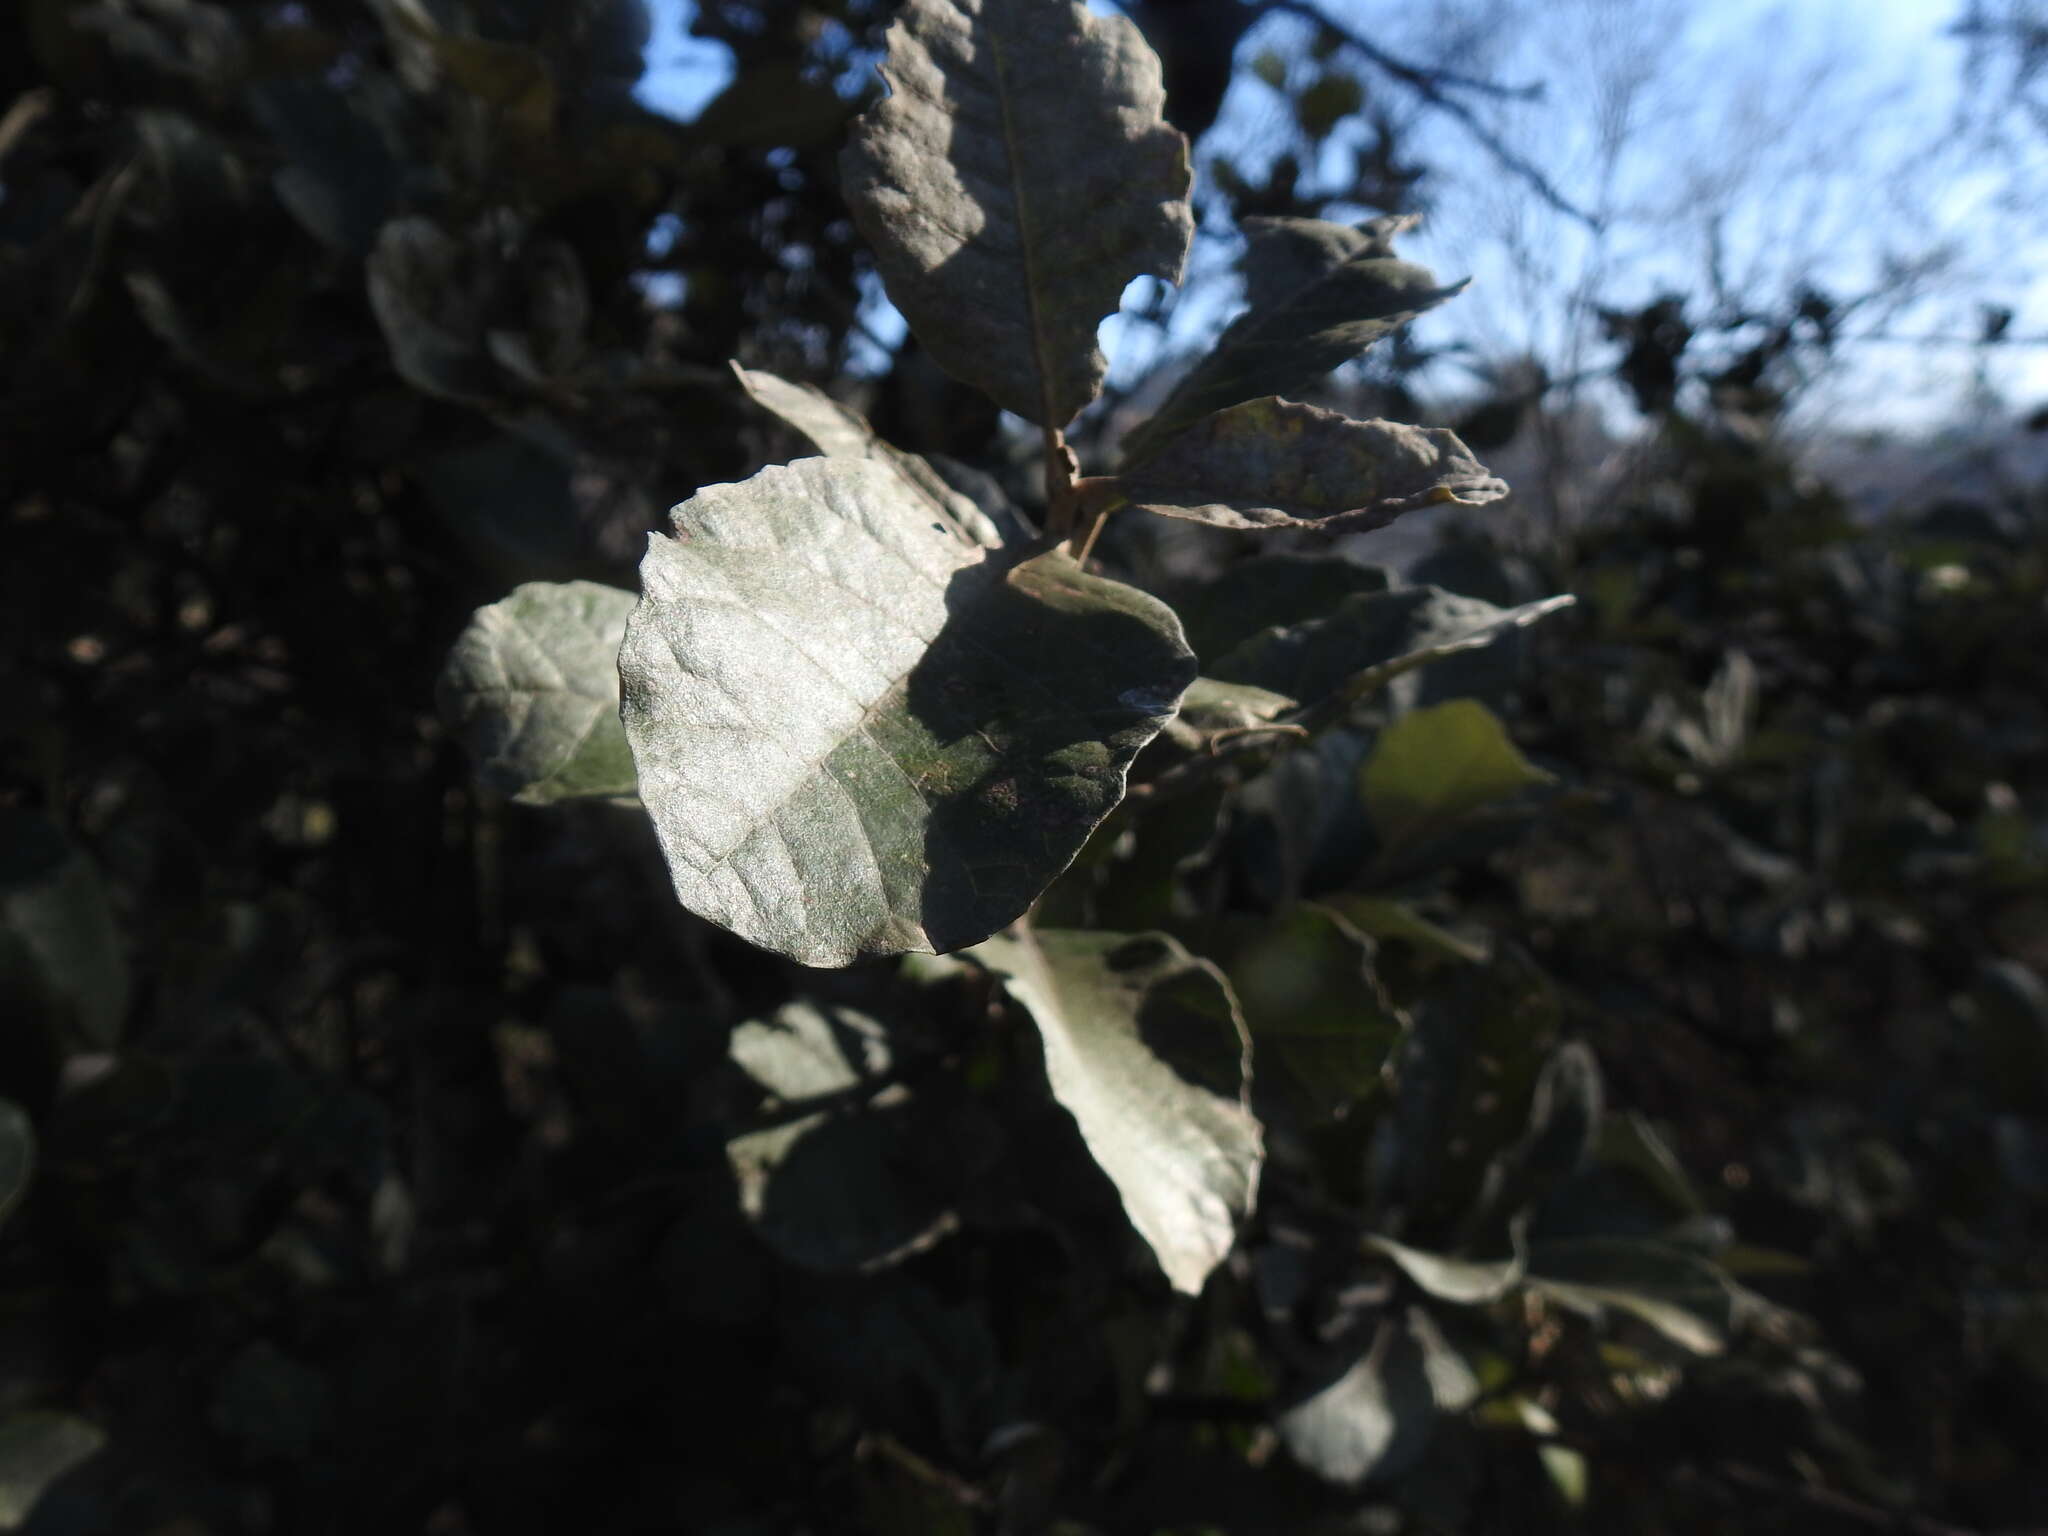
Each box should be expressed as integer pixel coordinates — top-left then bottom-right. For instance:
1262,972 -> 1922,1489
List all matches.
621,457 -> 1194,965
0,811 -> 128,1051
438,581 -> 638,804
841,0 -> 1193,426
1365,1231 -> 1523,1304
0,1413 -> 102,1530
1104,396 -> 1506,533
1279,1307 -> 1477,1485
1527,1237 -> 1737,1354
726,1002 -> 956,1272
1161,677 -> 1298,752
0,1102 -> 33,1235
734,365 -> 1005,547
971,928 -> 1262,1294
1359,699 -> 1552,846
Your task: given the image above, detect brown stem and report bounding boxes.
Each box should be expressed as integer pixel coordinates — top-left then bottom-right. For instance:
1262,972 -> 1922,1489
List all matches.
1042,423 -> 1081,537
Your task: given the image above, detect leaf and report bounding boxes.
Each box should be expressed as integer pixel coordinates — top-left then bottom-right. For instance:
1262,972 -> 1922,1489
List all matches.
1123,215 -> 1463,460
620,457 -> 1195,965
1104,397 -> 1506,533
247,81 -> 397,257
0,810 -> 128,1051
1160,677 -> 1297,752
725,1002 -> 956,1272
367,215 -> 499,402
840,0 -> 1193,427
971,929 -> 1263,1294
1225,904 -> 1401,1123
1384,946 -> 1561,1237
210,1341 -> 336,1462
693,58 -> 852,148
1210,585 -> 1571,716
1323,894 -> 1491,966
1279,1307 -> 1477,1485
1462,1041 -> 1603,1248
0,1413 -> 103,1530
1178,552 -> 1392,663
1364,1232 -> 1523,1304
1526,1237 -> 1737,1354
438,581 -> 638,805
1296,69 -> 1363,139
414,428 -> 589,572
1359,699 -> 1551,847
0,1102 -> 33,1236
733,365 -> 1005,548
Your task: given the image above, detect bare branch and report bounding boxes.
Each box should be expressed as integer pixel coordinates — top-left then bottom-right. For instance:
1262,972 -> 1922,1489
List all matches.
1263,0 -> 1600,229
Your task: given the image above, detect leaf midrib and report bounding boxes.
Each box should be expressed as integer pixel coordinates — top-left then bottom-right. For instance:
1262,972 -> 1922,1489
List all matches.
986,1 -> 1061,430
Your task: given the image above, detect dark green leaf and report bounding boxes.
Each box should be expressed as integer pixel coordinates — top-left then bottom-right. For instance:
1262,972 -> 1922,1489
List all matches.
840,0 -> 1193,426
247,82 -> 397,257
0,1102 -> 33,1235
0,1413 -> 103,1530
693,58 -> 852,148
0,810 -> 128,1051
413,427 -> 589,572
1123,215 -> 1463,460
1359,699 -> 1552,846
1229,730 -> 1377,907
210,1341 -> 335,1462
1107,397 -> 1506,533
1178,552 -> 1392,663
1225,904 -> 1401,1122
438,581 -> 638,804
971,929 -> 1262,1293
620,457 -> 1195,965
1386,946 -> 1561,1236
367,213 -> 516,403
1210,585 -> 1569,715
1296,70 -> 1364,139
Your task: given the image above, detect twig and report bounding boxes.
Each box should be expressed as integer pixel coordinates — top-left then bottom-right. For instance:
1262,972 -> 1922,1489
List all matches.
1265,0 -> 1598,230
857,1433 -> 990,1509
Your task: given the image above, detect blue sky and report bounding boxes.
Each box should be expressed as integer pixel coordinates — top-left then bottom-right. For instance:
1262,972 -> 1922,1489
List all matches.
633,0 -> 2048,431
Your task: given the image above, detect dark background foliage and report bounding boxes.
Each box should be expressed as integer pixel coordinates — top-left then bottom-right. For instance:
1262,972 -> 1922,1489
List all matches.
2,2 -> 2046,1534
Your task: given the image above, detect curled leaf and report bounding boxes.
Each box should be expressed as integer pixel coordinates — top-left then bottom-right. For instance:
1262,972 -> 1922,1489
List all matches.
1123,215 -> 1463,461
1106,396 -> 1506,532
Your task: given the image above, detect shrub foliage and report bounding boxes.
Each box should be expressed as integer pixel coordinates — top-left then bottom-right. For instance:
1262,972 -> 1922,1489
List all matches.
2,2 -> 2045,1534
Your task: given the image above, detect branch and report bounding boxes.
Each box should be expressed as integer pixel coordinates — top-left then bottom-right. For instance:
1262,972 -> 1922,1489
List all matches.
1847,330 -> 2048,348
1263,0 -> 1599,230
